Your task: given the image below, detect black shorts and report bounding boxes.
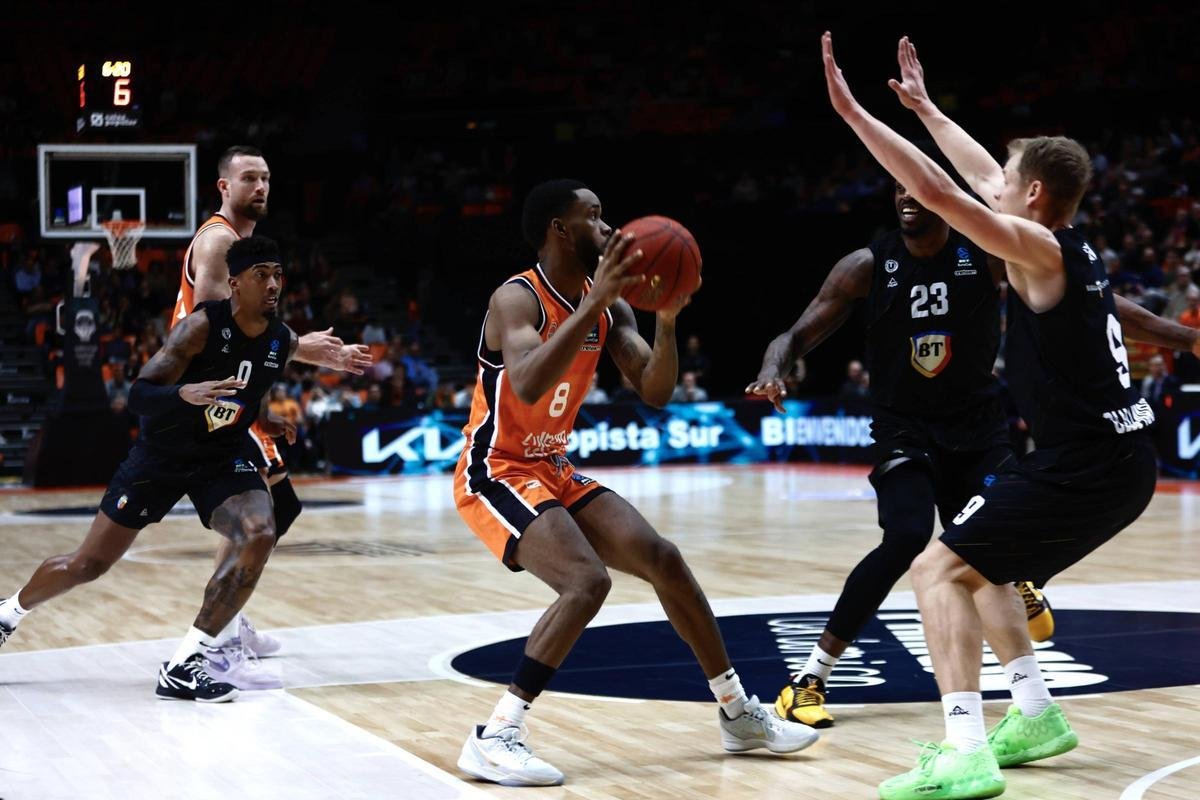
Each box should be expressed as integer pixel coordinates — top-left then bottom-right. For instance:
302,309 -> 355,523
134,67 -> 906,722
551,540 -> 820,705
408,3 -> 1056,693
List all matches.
940,434 -> 1158,587
99,444 -> 268,530
870,403 -> 1015,530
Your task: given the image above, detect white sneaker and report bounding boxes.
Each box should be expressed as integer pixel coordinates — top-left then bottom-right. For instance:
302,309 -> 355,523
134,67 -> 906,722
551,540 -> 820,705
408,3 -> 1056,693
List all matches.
457,724 -> 565,786
203,638 -> 283,690
719,695 -> 821,754
238,615 -> 282,657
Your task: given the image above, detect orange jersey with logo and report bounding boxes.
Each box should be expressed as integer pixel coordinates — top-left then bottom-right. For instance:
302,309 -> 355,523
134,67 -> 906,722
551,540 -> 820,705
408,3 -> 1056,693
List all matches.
460,265 -> 613,463
171,213 -> 240,329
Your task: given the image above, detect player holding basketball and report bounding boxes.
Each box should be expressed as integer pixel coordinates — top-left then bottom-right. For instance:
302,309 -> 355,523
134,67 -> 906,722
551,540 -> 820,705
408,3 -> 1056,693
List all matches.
170,145 -> 370,682
0,236 -> 358,702
453,180 -> 817,787
748,157 -> 1062,729
822,33 -> 1200,799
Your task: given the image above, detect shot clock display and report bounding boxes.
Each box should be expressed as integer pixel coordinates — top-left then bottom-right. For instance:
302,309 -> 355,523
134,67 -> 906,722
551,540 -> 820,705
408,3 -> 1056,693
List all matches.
77,60 -> 142,132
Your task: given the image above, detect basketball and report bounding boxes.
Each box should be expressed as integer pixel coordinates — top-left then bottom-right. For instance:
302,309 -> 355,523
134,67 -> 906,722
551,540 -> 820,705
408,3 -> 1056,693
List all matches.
618,215 -> 702,311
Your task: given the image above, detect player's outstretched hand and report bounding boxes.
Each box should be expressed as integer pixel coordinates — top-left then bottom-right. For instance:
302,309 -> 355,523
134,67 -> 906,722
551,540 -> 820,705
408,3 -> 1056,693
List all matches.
658,276 -> 701,323
888,36 -> 933,113
588,229 -> 645,309
335,343 -> 373,375
745,376 -> 788,414
179,377 -> 245,406
299,328 -> 346,365
822,31 -> 862,120
262,411 -> 297,445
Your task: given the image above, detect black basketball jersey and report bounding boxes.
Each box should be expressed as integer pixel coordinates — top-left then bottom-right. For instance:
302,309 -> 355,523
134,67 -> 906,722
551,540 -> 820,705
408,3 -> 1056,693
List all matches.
865,230 -> 1001,418
139,299 -> 290,462
1004,228 -> 1154,447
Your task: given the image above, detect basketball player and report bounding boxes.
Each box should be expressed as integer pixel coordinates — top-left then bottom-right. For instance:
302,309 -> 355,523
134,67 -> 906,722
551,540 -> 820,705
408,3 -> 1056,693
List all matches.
748,164 -> 1058,729
452,180 -> 818,787
171,145 -> 370,669
0,236 -> 346,702
822,33 -> 1200,799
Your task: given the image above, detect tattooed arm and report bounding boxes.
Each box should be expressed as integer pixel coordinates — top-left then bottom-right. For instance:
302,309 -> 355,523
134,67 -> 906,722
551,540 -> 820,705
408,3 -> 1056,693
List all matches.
747,247 -> 873,412
129,310 -> 242,412
606,284 -> 700,409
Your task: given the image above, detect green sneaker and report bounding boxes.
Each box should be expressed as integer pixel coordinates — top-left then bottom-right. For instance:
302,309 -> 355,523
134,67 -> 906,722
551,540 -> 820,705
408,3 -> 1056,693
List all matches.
878,741 -> 1005,800
987,703 -> 1079,767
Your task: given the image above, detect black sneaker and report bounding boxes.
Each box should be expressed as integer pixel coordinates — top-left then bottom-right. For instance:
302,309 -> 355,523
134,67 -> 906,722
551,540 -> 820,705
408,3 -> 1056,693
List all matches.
156,653 -> 239,703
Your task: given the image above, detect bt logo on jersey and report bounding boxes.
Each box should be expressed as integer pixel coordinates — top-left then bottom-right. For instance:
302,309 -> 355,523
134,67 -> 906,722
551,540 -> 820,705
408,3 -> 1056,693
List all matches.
204,399 -> 245,433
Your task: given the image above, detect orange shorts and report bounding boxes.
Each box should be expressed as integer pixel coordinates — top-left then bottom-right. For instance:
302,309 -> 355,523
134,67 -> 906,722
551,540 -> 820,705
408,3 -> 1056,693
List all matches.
248,421 -> 286,475
454,451 -> 609,571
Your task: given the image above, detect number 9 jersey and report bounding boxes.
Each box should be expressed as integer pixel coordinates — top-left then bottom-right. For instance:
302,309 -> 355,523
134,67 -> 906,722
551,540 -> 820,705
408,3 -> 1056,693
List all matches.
453,265 -> 614,570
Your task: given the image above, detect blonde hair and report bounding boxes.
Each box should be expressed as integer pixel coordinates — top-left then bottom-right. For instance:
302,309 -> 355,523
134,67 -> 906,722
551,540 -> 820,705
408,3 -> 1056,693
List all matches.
1006,136 -> 1093,220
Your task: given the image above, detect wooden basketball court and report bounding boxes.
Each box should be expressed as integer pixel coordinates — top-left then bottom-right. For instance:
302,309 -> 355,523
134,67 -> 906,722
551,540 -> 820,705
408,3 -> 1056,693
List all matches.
1,464 -> 1197,799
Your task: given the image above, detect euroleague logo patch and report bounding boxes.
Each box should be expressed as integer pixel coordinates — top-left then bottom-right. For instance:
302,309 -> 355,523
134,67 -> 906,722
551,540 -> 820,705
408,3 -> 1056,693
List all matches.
451,609 -> 1200,703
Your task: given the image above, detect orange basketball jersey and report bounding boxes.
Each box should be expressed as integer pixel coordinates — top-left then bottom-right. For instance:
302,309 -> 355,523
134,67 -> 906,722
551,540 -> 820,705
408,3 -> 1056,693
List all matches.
171,213 -> 240,328
461,265 -> 613,463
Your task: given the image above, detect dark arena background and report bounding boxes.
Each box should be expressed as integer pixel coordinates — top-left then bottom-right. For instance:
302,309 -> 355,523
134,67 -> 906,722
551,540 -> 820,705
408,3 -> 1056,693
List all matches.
1,3 -> 1198,799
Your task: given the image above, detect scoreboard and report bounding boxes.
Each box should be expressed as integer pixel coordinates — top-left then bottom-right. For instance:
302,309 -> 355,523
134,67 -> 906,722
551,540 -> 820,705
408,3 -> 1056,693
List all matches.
77,60 -> 141,132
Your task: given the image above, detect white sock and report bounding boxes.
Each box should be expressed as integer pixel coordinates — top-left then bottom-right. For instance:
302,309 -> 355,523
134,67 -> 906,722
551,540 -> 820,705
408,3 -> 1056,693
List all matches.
482,691 -> 531,738
708,668 -> 748,719
212,613 -> 242,648
942,692 -> 986,753
168,626 -> 219,669
0,592 -> 30,629
1005,655 -> 1052,718
794,644 -> 838,684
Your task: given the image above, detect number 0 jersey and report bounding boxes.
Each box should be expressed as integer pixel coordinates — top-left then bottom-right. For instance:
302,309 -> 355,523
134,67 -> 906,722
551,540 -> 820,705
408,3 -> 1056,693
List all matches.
460,264 -> 612,464
1004,228 -> 1153,447
140,299 -> 290,463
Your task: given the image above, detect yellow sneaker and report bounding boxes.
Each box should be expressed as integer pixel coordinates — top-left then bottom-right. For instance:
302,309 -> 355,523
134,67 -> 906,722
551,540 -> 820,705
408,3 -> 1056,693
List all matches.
1016,581 -> 1054,642
774,675 -> 834,728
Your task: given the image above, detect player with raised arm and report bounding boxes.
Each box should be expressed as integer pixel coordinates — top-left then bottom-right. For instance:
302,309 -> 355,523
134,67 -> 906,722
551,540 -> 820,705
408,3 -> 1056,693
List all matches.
748,162 -> 1056,729
821,33 -> 1200,799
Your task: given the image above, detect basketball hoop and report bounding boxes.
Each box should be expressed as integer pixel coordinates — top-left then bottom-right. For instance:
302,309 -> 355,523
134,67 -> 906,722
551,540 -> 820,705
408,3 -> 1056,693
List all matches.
100,219 -> 145,270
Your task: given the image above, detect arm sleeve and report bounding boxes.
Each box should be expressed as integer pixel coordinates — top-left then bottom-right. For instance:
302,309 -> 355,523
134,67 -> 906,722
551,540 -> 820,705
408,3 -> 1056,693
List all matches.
128,379 -> 185,416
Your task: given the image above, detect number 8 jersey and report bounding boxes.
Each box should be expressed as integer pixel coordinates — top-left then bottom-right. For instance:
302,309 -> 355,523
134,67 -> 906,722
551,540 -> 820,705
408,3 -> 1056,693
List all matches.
460,265 -> 612,463
1004,228 -> 1154,446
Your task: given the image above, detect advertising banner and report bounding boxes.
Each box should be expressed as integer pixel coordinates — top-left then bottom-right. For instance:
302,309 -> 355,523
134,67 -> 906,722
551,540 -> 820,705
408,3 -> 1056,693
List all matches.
323,397 -> 878,475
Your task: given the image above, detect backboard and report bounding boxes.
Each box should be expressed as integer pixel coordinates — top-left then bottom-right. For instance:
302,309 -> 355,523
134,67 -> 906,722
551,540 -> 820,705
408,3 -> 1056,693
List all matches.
38,144 -> 197,239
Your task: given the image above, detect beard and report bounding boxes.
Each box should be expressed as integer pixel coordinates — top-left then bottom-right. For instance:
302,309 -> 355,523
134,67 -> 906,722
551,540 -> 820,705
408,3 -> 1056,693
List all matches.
579,237 -> 604,274
240,198 -> 268,220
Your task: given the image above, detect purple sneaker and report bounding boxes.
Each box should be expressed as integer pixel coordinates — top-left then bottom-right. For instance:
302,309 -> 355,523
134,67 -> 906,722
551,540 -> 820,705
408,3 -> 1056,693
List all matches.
238,615 -> 282,657
204,639 -> 283,690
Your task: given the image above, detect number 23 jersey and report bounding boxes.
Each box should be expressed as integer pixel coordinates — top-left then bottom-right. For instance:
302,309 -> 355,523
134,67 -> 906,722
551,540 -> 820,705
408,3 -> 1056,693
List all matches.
460,264 -> 612,463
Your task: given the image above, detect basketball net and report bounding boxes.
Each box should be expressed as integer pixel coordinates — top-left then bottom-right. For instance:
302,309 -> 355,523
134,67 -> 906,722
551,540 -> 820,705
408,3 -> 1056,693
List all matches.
100,219 -> 145,270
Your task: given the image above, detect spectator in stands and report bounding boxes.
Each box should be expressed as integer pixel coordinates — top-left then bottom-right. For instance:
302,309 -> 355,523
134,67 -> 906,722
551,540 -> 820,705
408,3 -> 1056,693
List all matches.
452,380 -> 474,408
1138,245 -> 1165,288
105,363 -> 130,404
1164,266 -> 1195,320
1141,354 -> 1179,414
328,289 -> 365,344
401,340 -> 439,398
361,383 -> 384,411
584,373 -> 609,404
13,250 -> 40,296
433,380 -> 456,409
383,369 -> 418,414
840,359 -> 870,398
680,334 -> 711,381
671,371 -> 709,403
361,318 -> 389,345
611,373 -> 641,404
1181,286 -> 1200,329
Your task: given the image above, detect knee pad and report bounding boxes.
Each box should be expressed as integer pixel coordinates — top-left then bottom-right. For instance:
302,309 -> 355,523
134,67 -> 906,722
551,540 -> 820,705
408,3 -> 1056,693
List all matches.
270,478 -> 302,540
